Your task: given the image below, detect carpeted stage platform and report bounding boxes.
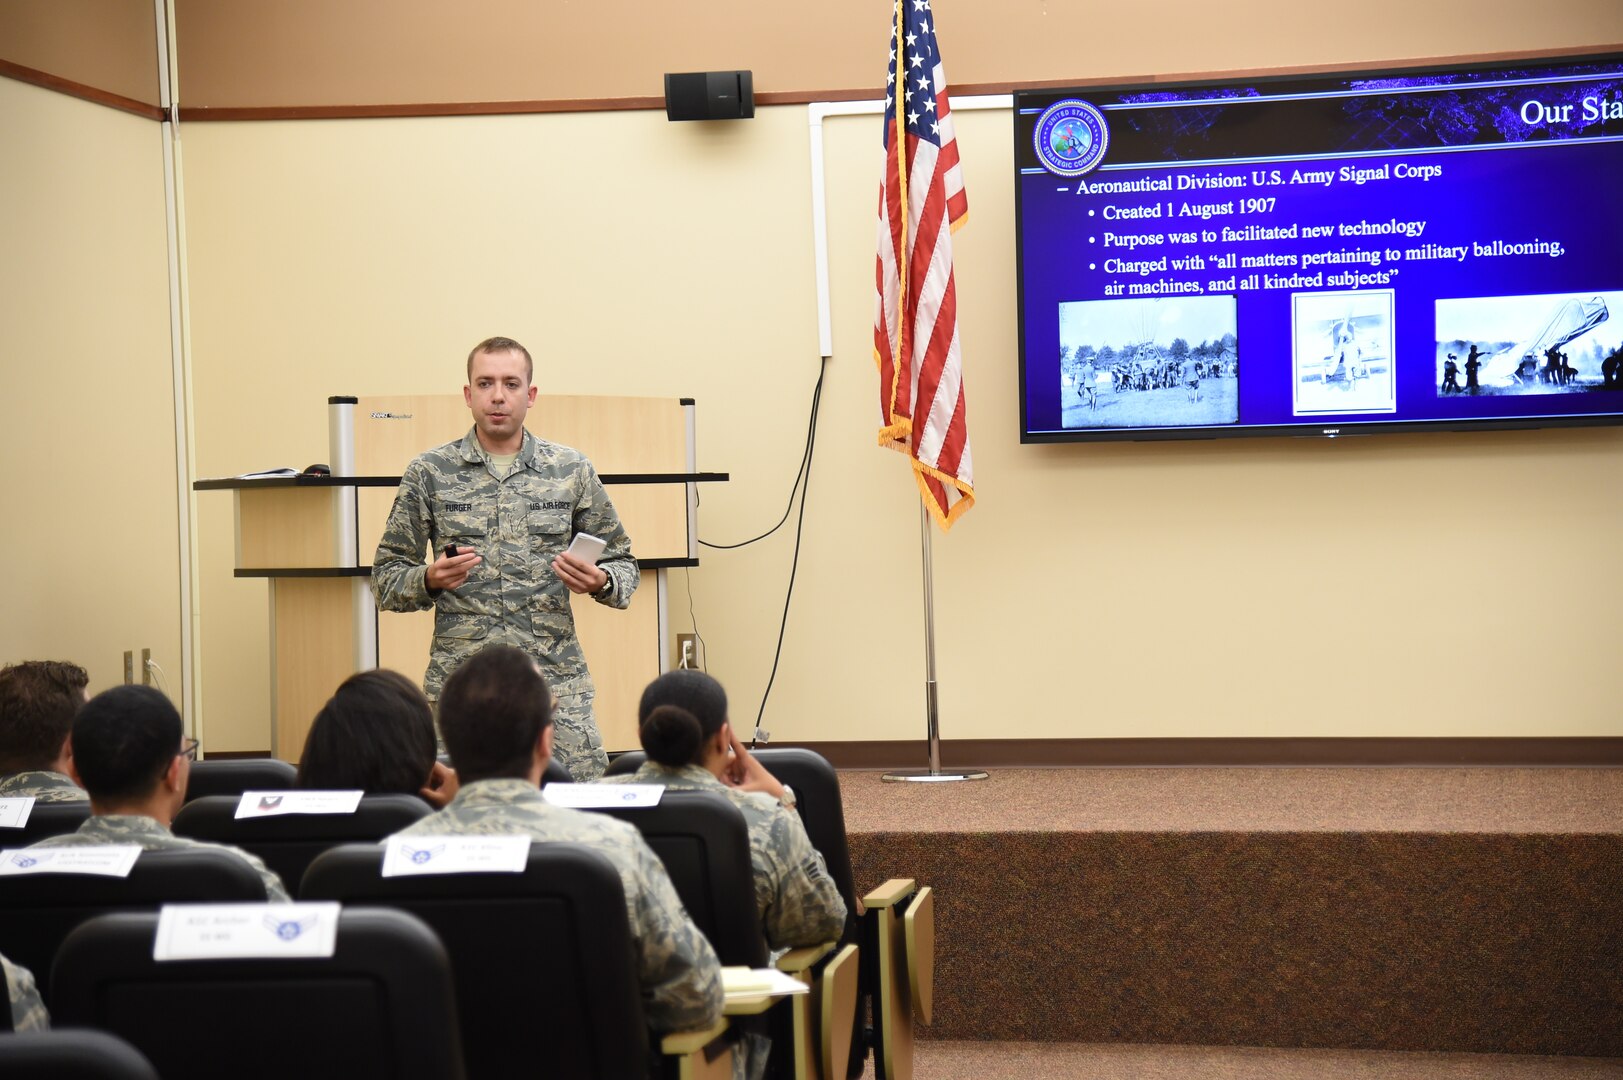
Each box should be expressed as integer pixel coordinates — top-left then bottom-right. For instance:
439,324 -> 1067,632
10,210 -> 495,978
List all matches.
838,767 -> 1623,1066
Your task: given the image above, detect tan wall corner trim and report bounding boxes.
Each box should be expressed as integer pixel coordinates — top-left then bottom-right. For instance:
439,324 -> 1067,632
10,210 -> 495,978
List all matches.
1,59 -> 164,120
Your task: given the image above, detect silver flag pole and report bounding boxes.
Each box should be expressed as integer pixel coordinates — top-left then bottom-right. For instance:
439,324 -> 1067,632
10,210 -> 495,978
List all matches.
883,500 -> 988,783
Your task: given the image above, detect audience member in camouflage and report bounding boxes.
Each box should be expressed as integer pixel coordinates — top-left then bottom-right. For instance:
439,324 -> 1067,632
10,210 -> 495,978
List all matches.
0,770 -> 85,803
27,684 -> 291,902
372,336 -> 637,781
602,759 -> 846,949
4,952 -> 47,1032
0,660 -> 89,802
389,645 -> 722,1033
392,778 -> 722,1031
32,813 -> 289,902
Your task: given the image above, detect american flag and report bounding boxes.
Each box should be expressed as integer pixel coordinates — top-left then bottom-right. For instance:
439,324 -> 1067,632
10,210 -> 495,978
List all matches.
873,0 -> 974,529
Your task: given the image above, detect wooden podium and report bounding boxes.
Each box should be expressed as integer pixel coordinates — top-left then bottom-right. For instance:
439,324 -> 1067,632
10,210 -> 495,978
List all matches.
197,394 -> 725,762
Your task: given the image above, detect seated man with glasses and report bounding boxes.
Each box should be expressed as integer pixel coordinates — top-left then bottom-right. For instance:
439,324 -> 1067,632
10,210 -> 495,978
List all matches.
27,685 -> 290,901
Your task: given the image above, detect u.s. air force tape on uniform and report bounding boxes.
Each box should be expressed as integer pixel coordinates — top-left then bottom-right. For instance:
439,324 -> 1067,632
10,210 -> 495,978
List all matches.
234,790 -> 364,819
0,845 -> 140,877
382,834 -> 530,877
541,783 -> 664,809
0,797 -> 36,829
154,902 -> 342,960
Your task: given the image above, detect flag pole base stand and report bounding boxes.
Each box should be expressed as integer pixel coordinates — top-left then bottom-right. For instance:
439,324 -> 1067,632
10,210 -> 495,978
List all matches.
881,768 -> 989,783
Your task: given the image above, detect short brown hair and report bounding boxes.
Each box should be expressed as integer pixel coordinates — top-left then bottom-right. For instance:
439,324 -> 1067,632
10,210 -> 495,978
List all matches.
438,646 -> 552,782
466,336 -> 534,384
0,660 -> 90,773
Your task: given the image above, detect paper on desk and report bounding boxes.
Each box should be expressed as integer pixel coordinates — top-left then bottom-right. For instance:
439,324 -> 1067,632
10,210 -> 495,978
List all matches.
722,966 -> 810,999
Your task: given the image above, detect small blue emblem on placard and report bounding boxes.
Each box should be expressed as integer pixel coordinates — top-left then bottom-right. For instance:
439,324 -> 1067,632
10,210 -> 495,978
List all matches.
13,855 -> 37,869
406,844 -> 443,865
263,913 -> 316,941
1034,100 -> 1109,177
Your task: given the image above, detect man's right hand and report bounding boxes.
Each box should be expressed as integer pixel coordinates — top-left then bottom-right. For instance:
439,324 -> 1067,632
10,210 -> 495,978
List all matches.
426,545 -> 481,591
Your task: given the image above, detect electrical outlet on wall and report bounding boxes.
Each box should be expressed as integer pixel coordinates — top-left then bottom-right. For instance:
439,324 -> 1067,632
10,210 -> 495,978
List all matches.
676,634 -> 699,670
141,649 -> 152,686
123,651 -> 134,685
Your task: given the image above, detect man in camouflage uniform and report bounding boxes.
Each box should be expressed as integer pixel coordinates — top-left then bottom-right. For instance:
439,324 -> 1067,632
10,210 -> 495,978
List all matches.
373,336 -> 637,781
386,646 -> 721,1034
4,952 -> 48,1032
0,660 -> 89,803
28,685 -> 290,902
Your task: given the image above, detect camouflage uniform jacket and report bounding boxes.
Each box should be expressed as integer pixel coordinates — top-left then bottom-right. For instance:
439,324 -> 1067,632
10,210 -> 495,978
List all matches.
601,763 -> 847,949
4,953 -> 47,1032
371,427 -> 638,700
0,770 -> 87,803
389,777 -> 723,1033
29,814 -> 291,902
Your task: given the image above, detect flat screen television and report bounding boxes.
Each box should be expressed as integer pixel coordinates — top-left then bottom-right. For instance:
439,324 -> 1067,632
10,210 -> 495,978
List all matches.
1015,52 -> 1623,442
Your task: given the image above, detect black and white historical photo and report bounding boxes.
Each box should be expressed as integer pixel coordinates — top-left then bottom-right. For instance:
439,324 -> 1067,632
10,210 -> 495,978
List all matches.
1291,290 -> 1396,416
1057,296 -> 1239,430
1434,292 -> 1622,395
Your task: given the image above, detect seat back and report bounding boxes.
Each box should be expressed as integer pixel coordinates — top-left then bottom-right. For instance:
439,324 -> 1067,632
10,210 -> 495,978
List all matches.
0,1029 -> 161,1080
51,908 -> 464,1080
183,758 -> 297,803
587,789 -> 769,968
543,758 -> 573,785
171,793 -> 431,892
0,801 -> 91,846
604,749 -> 857,931
0,848 -> 266,1000
302,841 -> 650,1080
605,748 -> 862,1074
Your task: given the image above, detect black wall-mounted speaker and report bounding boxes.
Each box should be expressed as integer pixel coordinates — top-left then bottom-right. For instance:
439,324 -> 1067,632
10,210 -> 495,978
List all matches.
664,71 -> 755,121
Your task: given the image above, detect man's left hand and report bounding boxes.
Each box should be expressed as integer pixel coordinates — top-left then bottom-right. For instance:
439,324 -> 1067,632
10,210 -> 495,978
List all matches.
552,551 -> 607,595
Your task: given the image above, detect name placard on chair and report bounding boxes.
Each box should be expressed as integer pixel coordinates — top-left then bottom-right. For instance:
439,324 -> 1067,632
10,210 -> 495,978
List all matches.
381,835 -> 530,877
154,902 -> 342,960
234,790 -> 364,819
542,784 -> 664,809
0,845 -> 141,877
0,797 -> 35,828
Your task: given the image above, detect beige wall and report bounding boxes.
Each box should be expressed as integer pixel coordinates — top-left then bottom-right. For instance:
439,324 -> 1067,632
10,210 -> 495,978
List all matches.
0,0 -> 160,106
170,0 -> 1621,108
181,92 -> 1622,749
0,77 -> 180,696
10,0 -> 1623,749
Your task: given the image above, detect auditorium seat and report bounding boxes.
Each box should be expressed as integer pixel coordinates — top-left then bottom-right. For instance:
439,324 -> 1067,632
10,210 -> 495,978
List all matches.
0,800 -> 91,846
302,840 -> 733,1080
184,757 -> 297,802
172,792 -> 431,889
0,1029 -> 161,1080
863,878 -> 935,1080
606,747 -> 867,1078
543,758 -> 573,785
51,907 -> 465,1080
0,848 -> 267,999
584,789 -> 769,968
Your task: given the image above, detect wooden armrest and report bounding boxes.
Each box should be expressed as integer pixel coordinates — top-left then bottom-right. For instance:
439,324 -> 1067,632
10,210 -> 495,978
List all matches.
863,877 -> 917,909
661,1020 -> 735,1080
721,994 -> 776,1017
660,1020 -> 729,1056
773,939 -> 837,974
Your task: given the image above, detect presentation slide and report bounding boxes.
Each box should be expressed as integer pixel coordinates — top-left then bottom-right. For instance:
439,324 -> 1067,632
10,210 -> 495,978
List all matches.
1015,56 -> 1623,441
